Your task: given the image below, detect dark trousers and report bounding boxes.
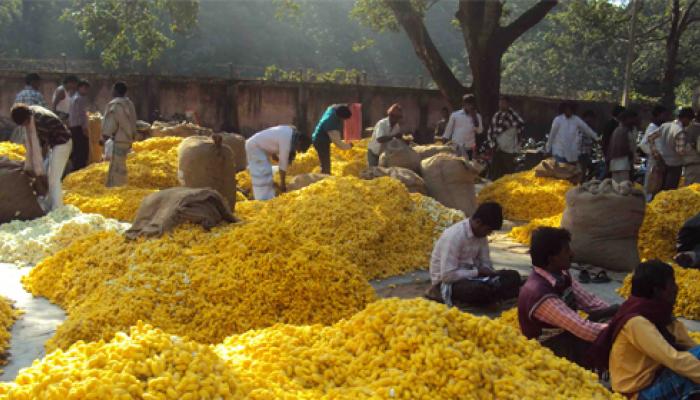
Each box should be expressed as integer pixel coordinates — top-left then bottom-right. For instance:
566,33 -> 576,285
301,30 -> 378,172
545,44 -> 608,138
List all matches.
314,140 -> 331,175
662,165 -> 683,190
69,126 -> 89,171
450,270 -> 522,306
578,153 -> 594,181
367,149 -> 380,167
489,150 -> 515,181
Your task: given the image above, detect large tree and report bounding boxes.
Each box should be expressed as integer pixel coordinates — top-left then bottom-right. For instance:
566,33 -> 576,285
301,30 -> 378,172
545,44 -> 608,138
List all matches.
351,0 -> 557,122
62,0 -> 199,68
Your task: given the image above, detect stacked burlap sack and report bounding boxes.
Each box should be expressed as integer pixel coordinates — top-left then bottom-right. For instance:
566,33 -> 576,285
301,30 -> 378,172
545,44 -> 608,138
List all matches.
177,135 -> 237,209
535,158 -> 582,184
411,145 -> 456,161
379,138 -> 421,173
151,121 -> 213,138
360,167 -> 426,194
561,179 -> 645,271
288,173 -> 329,191
0,159 -> 47,223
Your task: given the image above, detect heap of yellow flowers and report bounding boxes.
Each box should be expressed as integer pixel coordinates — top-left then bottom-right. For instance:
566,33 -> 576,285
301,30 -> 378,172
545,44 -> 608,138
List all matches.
691,331 -> 700,342
509,213 -> 563,245
478,170 -> 572,221
0,322 -> 240,399
619,264 -> 700,320
0,296 -> 20,374
0,299 -> 621,399
0,142 -> 25,161
637,184 -> 700,261
63,137 -> 183,221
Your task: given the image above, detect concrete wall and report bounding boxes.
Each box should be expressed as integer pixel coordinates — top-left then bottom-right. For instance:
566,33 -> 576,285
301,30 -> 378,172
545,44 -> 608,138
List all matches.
0,71 -> 646,141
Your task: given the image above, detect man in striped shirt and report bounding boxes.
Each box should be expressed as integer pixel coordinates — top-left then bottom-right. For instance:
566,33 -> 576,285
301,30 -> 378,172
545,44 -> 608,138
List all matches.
518,227 -> 619,367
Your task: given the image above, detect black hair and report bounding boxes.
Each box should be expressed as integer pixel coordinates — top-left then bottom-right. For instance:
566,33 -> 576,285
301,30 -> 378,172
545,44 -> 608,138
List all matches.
77,80 -> 91,89
113,81 -> 128,97
10,103 -> 32,125
462,94 -> 476,105
631,260 -> 675,298
651,105 -> 668,118
582,110 -> 596,119
334,104 -> 352,119
612,105 -> 626,118
530,227 -> 572,267
25,73 -> 40,85
500,95 -> 510,103
472,202 -> 503,230
63,75 -> 79,84
678,107 -> 695,120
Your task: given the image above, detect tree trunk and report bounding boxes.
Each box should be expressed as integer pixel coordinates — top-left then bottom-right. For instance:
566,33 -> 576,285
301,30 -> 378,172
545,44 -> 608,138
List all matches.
469,51 -> 502,131
661,0 -> 682,108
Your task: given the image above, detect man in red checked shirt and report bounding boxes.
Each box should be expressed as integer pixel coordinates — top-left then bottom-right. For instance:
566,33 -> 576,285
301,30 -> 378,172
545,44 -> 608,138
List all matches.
518,227 -> 620,367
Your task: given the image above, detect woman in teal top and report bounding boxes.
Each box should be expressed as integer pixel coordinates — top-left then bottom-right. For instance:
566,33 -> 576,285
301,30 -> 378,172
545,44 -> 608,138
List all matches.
312,104 -> 353,174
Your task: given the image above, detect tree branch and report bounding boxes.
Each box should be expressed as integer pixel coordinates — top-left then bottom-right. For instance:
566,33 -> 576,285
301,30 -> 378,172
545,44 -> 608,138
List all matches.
498,0 -> 558,50
679,0 -> 699,32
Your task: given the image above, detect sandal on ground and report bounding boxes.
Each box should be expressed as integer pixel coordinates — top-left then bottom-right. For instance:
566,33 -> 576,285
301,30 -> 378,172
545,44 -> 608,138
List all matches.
591,270 -> 611,284
578,270 -> 591,283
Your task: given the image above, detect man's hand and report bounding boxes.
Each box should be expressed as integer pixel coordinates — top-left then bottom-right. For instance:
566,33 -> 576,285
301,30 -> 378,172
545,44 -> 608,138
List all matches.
477,266 -> 496,277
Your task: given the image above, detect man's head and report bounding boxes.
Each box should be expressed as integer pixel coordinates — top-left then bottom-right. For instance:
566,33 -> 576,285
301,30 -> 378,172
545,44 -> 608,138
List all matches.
334,104 -> 352,120
470,202 -> 503,238
559,101 -> 575,118
530,227 -> 573,272
581,110 -> 596,127
25,73 -> 41,90
612,105 -> 626,120
10,103 -> 32,126
462,94 -> 476,113
631,260 -> 677,305
77,80 -> 90,96
498,96 -> 510,112
441,107 -> 449,119
294,131 -> 312,153
113,81 -> 128,98
651,105 -> 669,125
387,103 -> 403,125
619,109 -> 639,128
63,75 -> 79,92
678,107 -> 695,127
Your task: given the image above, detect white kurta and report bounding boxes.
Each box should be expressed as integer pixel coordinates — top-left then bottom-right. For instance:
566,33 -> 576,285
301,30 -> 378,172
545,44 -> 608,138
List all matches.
245,125 -> 294,200
443,110 -> 483,148
546,114 -> 598,163
368,117 -> 400,155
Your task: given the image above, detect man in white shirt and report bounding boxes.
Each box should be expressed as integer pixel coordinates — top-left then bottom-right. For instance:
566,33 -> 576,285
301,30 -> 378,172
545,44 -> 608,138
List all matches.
640,105 -> 670,199
441,94 -> 483,160
648,108 -> 695,191
367,103 -> 402,166
245,125 -> 311,200
426,202 -> 521,307
546,102 -> 599,164
52,75 -> 78,122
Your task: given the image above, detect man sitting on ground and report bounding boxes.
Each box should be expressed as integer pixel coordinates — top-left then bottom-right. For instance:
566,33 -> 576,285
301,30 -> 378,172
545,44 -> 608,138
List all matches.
675,212 -> 700,269
590,261 -> 700,399
518,227 -> 619,366
426,202 -> 521,307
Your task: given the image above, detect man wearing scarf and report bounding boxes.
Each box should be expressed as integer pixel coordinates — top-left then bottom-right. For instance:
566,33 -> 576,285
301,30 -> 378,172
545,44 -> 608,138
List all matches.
102,82 -> 137,187
10,104 -> 72,211
517,227 -> 619,366
245,125 -> 311,200
589,261 -> 700,400
488,96 -> 524,180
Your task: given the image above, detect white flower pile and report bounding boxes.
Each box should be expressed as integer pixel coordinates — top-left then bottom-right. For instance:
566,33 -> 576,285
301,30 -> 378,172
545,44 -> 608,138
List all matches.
0,206 -> 129,266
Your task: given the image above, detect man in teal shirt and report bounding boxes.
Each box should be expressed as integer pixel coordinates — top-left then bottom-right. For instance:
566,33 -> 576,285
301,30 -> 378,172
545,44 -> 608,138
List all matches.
312,104 -> 353,174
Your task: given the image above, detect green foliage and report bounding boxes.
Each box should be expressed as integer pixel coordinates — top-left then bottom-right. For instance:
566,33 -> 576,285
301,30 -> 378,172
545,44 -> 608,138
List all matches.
62,0 -> 199,68
263,65 -> 363,84
351,37 -> 376,52
350,0 -> 431,32
0,0 -> 20,25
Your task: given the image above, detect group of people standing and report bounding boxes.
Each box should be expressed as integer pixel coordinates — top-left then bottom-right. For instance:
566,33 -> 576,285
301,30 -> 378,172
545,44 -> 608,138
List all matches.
9,73 -> 137,211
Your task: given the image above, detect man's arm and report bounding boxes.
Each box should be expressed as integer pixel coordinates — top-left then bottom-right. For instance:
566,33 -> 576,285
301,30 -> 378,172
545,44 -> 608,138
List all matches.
577,116 -> 599,141
328,130 -> 352,150
52,88 -> 65,110
476,239 -> 495,276
546,117 -> 560,154
436,234 -> 478,283
533,297 -> 607,342
474,114 -> 484,135
101,106 -> 118,140
571,279 -> 610,313
442,114 -> 456,141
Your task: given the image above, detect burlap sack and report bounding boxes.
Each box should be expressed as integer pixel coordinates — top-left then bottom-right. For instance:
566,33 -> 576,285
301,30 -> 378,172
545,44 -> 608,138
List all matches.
412,145 -> 456,161
560,179 -> 645,271
288,173 -> 329,191
534,158 -> 582,183
152,121 -> 213,138
136,120 -> 152,141
420,154 -> 480,216
379,138 -> 421,172
178,135 -> 237,209
360,166 -> 427,194
219,132 -> 247,172
0,159 -> 45,223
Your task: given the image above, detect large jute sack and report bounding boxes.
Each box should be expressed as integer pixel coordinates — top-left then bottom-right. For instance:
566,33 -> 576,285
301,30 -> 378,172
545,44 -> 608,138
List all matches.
379,138 -> 421,172
219,132 -> 247,172
360,166 -> 427,194
177,135 -> 237,208
534,158 -> 582,183
288,173 -> 329,191
560,179 -> 645,271
152,121 -> 213,138
0,160 -> 45,223
412,145 -> 456,161
420,154 -> 480,216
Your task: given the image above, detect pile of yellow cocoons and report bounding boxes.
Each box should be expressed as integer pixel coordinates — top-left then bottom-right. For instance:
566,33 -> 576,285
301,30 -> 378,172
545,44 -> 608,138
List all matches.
0,142 -> 26,161
0,296 -> 21,374
478,170 -> 572,221
0,299 -> 621,400
619,263 -> 700,320
63,137 -> 183,221
509,213 -> 563,245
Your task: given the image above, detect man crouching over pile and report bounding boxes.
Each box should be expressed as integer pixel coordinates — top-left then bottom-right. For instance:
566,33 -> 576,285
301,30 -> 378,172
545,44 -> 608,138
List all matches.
518,227 -> 619,367
426,202 -> 521,307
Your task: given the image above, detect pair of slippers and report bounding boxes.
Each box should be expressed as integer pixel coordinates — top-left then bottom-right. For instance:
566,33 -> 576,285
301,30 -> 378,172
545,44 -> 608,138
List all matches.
578,270 -> 611,284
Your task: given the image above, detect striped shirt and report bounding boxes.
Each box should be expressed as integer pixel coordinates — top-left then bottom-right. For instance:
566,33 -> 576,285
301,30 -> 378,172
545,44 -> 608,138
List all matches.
14,86 -> 47,107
